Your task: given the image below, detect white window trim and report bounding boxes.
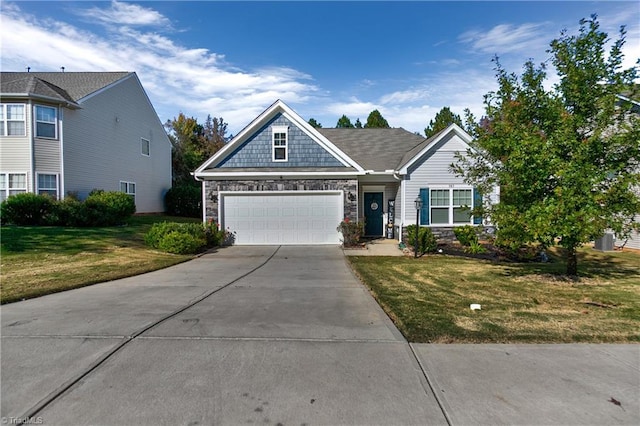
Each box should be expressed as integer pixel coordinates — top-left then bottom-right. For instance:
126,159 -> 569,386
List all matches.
429,186 -> 474,226
34,105 -> 58,139
0,104 -> 26,137
0,171 -> 29,201
141,137 -> 150,157
272,125 -> 288,162
119,180 -> 136,200
36,173 -> 59,199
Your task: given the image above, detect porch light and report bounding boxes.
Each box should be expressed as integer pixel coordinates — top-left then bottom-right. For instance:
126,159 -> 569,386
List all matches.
414,196 -> 423,258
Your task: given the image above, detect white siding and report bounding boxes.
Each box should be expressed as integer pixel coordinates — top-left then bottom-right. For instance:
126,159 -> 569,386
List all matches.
63,75 -> 171,212
615,214 -> 640,250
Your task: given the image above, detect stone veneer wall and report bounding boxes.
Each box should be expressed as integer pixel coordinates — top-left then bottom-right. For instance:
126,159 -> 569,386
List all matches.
204,179 -> 358,224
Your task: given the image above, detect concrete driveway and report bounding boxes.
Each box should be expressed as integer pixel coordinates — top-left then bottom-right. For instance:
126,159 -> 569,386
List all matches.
2,245 -> 638,425
1,246 -> 445,425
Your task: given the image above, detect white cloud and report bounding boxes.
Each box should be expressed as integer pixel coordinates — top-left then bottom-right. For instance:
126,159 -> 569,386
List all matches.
77,0 -> 171,27
459,22 -> 550,55
0,2 -> 318,134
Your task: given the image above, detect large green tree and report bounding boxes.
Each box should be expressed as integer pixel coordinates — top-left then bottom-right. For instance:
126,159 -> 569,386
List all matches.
364,109 -> 390,128
453,16 -> 639,276
425,106 -> 463,137
165,114 -> 229,185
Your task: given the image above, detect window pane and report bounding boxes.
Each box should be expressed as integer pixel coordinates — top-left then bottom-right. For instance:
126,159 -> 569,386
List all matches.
430,189 -> 449,207
38,174 -> 56,189
453,189 -> 472,206
274,147 -> 286,160
36,106 -> 56,122
7,121 -> 25,136
37,122 -> 56,138
0,106 -> 4,120
9,174 -> 26,189
7,105 -> 24,120
120,182 -> 128,192
453,207 -> 471,223
0,122 -> 4,135
129,183 -> 135,194
431,208 -> 449,224
0,174 -> 5,189
9,190 -> 26,196
141,138 -> 150,156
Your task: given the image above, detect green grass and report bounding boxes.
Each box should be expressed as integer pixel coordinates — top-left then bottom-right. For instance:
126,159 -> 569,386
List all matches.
347,248 -> 640,343
0,215 -> 200,304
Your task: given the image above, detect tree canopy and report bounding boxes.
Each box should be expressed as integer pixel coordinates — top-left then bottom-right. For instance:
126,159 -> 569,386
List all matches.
336,114 -> 355,128
425,107 -> 463,137
164,114 -> 229,186
453,15 -> 640,275
308,118 -> 322,128
364,109 -> 390,128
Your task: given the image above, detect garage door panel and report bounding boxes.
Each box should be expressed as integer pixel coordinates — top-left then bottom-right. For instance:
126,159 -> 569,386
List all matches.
222,192 -> 342,245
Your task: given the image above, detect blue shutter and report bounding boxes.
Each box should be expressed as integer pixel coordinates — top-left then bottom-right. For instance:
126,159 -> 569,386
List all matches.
473,188 -> 483,225
419,188 -> 429,225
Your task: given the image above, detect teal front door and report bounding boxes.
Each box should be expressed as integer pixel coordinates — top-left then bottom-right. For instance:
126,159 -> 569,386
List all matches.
364,192 -> 384,236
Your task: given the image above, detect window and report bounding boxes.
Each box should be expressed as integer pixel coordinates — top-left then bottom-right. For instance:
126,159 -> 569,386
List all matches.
120,181 -> 136,201
452,189 -> 473,223
141,138 -> 150,156
0,173 -> 27,201
422,188 -> 475,226
272,126 -> 288,161
35,105 -> 57,138
0,104 -> 26,136
37,174 -> 58,199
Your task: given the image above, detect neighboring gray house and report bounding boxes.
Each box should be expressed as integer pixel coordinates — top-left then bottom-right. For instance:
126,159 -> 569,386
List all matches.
194,100 -> 498,245
0,71 -> 171,213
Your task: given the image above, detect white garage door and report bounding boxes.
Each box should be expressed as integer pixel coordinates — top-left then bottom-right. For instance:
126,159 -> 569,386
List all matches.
221,192 -> 343,245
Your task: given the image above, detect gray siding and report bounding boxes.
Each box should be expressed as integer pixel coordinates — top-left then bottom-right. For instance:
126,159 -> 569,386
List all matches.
62,75 -> 171,212
218,114 -> 343,168
34,138 -> 61,173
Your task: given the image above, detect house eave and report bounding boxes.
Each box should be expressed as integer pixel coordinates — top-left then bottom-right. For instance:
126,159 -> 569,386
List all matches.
194,170 -> 363,180
0,92 -> 82,109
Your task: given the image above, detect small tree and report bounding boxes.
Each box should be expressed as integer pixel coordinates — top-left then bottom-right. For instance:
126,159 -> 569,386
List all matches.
425,107 -> 463,137
336,114 -> 355,128
308,118 -> 322,128
453,15 -> 640,276
364,109 -> 390,128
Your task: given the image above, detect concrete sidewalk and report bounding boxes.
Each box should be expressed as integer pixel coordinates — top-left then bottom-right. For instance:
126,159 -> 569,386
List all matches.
1,245 -> 638,425
343,238 -> 406,256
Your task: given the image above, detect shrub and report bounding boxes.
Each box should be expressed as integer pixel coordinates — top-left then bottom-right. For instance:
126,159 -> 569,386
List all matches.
453,225 -> 478,246
203,220 -> 227,247
0,193 -> 54,225
466,240 -> 488,254
405,225 -> 438,255
337,218 -> 364,247
83,191 -> 136,226
165,184 -> 201,217
157,231 -> 206,254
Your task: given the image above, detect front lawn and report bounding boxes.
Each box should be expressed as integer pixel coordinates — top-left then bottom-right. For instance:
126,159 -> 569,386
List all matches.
0,215 -> 200,304
348,249 -> 640,343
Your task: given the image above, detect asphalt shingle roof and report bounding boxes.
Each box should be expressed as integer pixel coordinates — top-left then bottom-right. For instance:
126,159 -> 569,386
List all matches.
317,128 -> 426,171
0,72 -> 131,102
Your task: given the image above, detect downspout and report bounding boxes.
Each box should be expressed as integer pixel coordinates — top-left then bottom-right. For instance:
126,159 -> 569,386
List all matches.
28,100 -> 35,193
192,172 -> 206,222
59,108 -> 65,199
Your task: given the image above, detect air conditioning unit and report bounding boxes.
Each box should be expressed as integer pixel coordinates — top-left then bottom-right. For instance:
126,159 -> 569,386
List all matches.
594,233 -> 614,251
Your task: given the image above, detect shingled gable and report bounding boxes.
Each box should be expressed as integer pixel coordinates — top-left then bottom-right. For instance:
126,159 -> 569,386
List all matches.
195,100 -> 365,177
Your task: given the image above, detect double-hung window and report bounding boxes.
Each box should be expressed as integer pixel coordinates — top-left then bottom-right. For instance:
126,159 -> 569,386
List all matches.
35,105 -> 57,138
272,126 -> 288,161
37,174 -> 58,199
0,104 -> 26,136
120,181 -> 136,201
0,172 -> 27,201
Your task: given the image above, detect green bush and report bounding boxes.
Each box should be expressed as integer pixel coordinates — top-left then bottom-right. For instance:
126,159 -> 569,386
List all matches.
453,225 -> 479,246
337,219 -> 364,247
83,191 -> 136,226
0,193 -> 54,225
466,240 -> 488,254
157,231 -> 206,254
165,184 -> 201,218
405,225 -> 438,255
145,221 -> 228,254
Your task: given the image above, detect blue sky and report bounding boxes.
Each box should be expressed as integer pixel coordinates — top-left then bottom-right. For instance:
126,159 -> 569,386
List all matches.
1,1 -> 638,135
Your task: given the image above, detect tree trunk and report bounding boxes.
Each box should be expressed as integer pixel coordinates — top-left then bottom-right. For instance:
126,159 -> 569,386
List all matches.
566,245 -> 578,276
